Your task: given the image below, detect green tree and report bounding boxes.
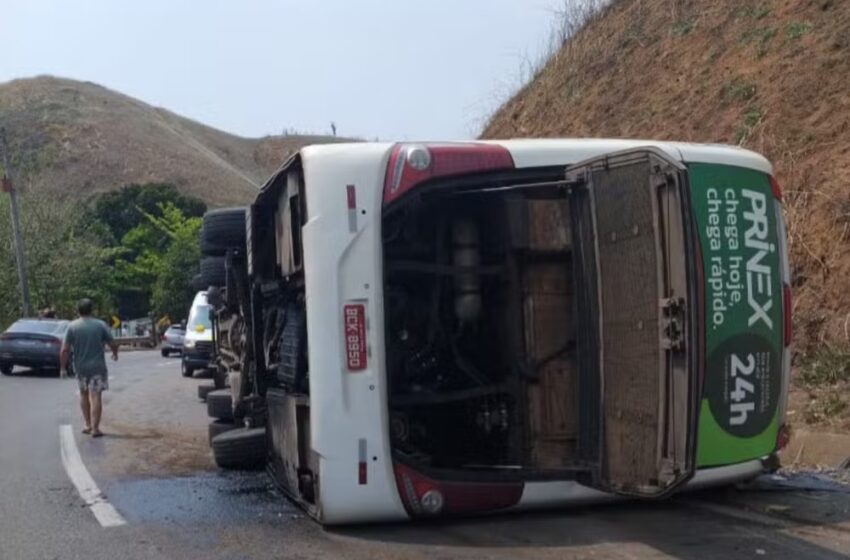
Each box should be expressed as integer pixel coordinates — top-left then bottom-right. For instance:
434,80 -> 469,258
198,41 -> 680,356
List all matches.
0,189 -> 115,329
111,215 -> 167,316
91,183 -> 206,320
0,182 -> 206,331
107,202 -> 201,321
89,183 -> 206,244
135,202 -> 201,323
151,226 -> 201,323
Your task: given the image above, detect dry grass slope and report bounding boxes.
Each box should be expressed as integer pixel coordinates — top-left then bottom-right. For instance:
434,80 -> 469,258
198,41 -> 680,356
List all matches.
483,0 -> 850,428
0,76 -> 346,206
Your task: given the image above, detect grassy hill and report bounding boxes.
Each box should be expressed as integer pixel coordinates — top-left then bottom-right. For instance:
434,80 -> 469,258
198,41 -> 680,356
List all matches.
0,76 -> 346,206
483,0 -> 850,428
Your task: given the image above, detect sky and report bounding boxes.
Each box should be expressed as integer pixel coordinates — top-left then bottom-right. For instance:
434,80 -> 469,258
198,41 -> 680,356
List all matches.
0,0 -> 559,141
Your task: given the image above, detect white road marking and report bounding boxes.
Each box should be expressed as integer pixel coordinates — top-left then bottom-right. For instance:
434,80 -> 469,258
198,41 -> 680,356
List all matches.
59,424 -> 127,528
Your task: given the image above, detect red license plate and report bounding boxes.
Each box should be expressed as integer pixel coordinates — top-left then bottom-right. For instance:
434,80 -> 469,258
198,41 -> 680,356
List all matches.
343,304 -> 367,371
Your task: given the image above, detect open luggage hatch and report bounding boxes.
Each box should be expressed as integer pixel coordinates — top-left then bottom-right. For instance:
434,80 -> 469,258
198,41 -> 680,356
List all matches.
567,148 -> 699,498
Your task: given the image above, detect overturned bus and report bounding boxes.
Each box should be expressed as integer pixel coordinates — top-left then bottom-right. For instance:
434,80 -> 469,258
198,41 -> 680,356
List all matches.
197,139 -> 791,524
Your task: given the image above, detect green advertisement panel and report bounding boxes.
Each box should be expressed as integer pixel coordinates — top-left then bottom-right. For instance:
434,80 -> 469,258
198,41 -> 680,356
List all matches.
689,163 -> 783,467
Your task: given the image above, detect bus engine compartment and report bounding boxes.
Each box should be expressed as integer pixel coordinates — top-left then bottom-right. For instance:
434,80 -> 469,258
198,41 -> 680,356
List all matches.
383,182 -> 581,475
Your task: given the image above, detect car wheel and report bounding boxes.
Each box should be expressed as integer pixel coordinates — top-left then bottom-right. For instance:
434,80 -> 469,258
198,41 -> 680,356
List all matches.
0,363 -> 13,376
181,360 -> 194,378
208,419 -> 239,443
161,349 -> 169,358
211,427 -> 266,470
206,389 -> 233,421
200,256 -> 227,287
200,207 -> 247,256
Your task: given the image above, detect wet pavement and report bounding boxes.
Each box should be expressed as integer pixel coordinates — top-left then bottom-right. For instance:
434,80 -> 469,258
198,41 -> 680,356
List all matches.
105,472 -> 296,525
2,350 -> 850,559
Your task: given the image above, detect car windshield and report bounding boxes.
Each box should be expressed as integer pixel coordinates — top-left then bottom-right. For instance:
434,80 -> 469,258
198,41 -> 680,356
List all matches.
167,326 -> 185,334
6,319 -> 68,335
187,305 -> 212,331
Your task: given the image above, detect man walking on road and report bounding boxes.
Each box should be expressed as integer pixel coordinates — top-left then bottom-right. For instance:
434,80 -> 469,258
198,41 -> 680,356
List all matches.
60,298 -> 119,438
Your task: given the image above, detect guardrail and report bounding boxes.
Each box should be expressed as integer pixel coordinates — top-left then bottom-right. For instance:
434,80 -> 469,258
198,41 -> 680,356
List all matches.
114,336 -> 156,348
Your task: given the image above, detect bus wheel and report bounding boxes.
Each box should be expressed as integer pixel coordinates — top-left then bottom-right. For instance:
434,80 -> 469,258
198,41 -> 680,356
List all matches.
211,427 -> 266,470
207,389 -> 234,421
197,383 -> 216,401
208,419 -> 239,443
213,366 -> 228,390
200,256 -> 226,287
200,207 -> 247,256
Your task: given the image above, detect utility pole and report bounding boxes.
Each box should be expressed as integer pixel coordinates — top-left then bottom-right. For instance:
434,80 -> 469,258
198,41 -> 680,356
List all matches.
0,128 -> 32,317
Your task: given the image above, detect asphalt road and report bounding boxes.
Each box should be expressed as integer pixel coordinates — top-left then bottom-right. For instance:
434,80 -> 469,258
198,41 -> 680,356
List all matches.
1,350 -> 850,560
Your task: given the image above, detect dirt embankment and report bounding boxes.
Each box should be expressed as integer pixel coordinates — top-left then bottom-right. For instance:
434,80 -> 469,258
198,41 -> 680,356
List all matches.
483,0 -> 850,433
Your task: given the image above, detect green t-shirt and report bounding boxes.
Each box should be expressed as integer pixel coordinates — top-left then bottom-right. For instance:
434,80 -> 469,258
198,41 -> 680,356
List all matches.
65,317 -> 113,377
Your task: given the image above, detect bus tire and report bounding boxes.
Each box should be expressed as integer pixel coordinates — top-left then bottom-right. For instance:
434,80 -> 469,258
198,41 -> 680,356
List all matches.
211,427 -> 266,470
200,256 -> 226,287
208,420 -> 239,443
206,389 -> 233,421
201,208 -> 247,256
197,383 -> 216,401
213,366 -> 228,390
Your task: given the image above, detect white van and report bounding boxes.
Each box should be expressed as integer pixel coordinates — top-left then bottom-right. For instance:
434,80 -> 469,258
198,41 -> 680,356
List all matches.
203,139 -> 791,524
181,291 -> 214,377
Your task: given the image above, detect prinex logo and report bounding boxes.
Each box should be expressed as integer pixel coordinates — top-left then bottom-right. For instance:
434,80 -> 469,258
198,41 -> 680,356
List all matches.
742,189 -> 775,329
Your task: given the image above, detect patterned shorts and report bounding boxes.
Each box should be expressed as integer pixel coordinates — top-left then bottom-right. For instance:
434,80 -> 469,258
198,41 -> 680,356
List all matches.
78,374 -> 109,393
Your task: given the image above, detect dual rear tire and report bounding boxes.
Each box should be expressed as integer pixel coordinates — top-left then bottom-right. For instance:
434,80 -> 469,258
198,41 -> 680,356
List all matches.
200,256 -> 226,288
200,208 -> 247,257
206,389 -> 233,421
199,207 -> 247,288
211,427 -> 266,470
208,419 -> 238,442
197,383 -> 216,401
204,389 -> 267,470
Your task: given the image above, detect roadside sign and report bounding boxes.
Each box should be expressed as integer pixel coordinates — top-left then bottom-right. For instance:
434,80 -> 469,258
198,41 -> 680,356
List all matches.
111,315 -> 121,329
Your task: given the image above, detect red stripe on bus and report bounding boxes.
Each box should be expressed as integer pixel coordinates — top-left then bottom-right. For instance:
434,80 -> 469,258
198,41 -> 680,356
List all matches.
346,184 -> 356,209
